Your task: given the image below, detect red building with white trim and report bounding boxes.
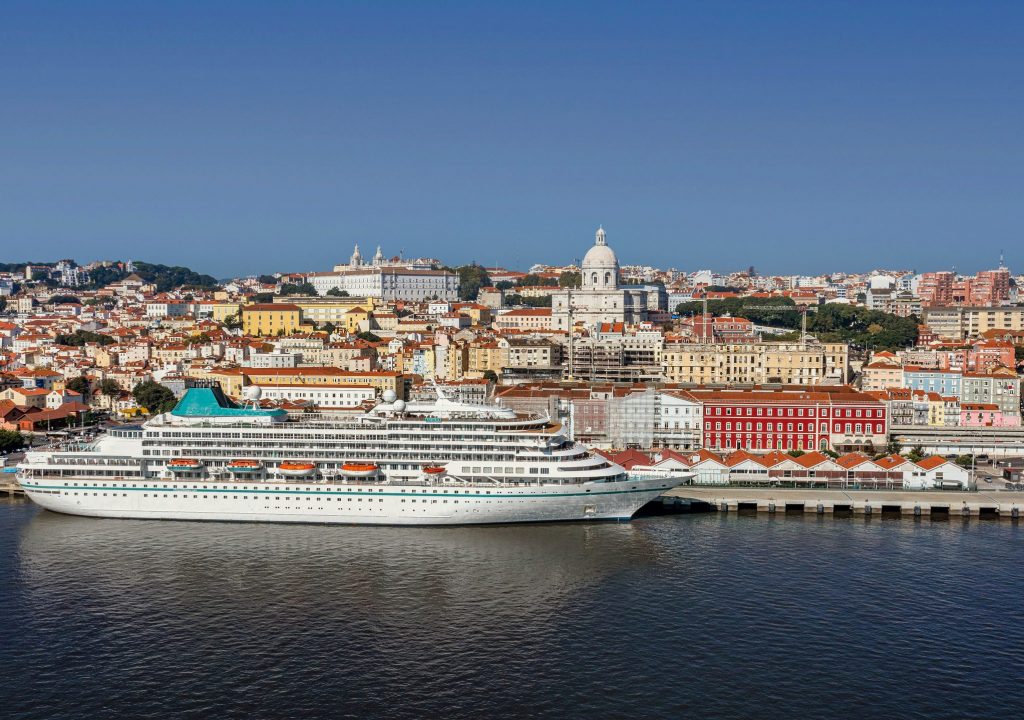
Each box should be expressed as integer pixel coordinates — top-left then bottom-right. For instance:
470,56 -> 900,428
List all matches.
687,387 -> 887,453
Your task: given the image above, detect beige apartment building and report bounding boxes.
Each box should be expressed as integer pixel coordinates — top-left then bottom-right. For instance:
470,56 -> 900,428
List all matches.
662,341 -> 848,386
924,306 -> 1024,341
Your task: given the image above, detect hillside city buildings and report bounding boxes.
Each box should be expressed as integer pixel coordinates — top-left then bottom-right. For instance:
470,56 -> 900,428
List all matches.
1,231 -> 1021,463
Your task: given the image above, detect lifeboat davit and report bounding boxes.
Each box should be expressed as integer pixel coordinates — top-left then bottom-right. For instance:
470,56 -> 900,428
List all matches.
168,458 -> 203,471
278,462 -> 317,477
423,466 -> 447,475
227,459 -> 263,473
340,463 -> 380,478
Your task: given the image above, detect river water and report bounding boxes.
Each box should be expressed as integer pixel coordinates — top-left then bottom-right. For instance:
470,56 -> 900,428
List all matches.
1,499 -> 1022,719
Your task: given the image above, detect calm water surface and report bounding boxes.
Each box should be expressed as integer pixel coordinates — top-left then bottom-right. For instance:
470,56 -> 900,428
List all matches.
1,499 -> 1022,719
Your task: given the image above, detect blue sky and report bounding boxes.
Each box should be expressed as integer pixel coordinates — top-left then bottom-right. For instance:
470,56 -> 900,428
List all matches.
2,1 -> 1022,277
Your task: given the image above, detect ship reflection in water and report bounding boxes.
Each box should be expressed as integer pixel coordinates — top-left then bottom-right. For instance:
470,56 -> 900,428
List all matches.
17,509 -> 666,630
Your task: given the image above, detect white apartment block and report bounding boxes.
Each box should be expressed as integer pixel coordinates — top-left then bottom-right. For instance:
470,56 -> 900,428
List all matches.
308,269 -> 459,301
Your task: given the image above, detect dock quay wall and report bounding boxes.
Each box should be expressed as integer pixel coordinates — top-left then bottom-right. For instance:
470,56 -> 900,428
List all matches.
664,487 -> 1024,519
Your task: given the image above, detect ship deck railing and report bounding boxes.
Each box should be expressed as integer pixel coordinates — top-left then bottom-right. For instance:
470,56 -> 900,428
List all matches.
26,455 -> 137,467
158,412 -> 551,430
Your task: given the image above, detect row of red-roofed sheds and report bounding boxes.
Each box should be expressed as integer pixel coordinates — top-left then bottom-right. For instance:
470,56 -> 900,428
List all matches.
597,448 -> 971,490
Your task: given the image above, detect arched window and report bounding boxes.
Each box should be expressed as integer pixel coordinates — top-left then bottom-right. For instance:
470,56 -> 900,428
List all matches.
604,271 -> 611,285
591,273 -> 598,285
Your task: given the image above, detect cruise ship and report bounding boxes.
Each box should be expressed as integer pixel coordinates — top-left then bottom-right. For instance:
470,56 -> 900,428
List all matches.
18,385 -> 689,525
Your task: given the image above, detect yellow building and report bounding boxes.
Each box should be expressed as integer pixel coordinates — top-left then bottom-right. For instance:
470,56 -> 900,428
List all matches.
242,303 -> 304,337
186,367 -> 406,399
453,303 -> 492,325
342,306 -> 371,334
241,368 -> 406,399
467,341 -> 507,378
210,302 -> 243,323
274,295 -> 377,328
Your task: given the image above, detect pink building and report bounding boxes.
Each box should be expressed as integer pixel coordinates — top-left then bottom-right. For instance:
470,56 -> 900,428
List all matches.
970,339 -> 1016,373
960,402 -> 1021,427
918,272 -> 954,307
969,269 -> 1011,306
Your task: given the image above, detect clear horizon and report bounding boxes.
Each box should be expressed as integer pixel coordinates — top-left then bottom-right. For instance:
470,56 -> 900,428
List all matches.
2,1 -> 1022,277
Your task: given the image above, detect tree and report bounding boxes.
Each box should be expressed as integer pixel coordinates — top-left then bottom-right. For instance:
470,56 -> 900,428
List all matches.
885,439 -> 902,456
558,271 -> 582,288
955,454 -> 974,469
906,445 -> 925,463
787,449 -> 805,458
672,298 -> 919,350
65,376 -> 90,397
482,369 -> 499,382
85,264 -> 128,288
0,429 -> 24,453
518,274 -> 558,287
54,330 -> 115,347
280,282 -> 317,296
224,313 -> 242,330
676,296 -> 802,329
326,287 -> 349,297
257,274 -> 278,284
252,292 -> 274,304
132,381 -> 177,414
1015,346 -> 1024,363
188,332 -> 212,345
132,262 -> 218,292
505,294 -> 552,308
98,379 -> 121,396
356,330 -> 381,342
454,264 -> 491,301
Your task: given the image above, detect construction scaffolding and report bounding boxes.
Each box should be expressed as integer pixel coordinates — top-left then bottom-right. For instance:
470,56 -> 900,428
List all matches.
606,388 -> 657,449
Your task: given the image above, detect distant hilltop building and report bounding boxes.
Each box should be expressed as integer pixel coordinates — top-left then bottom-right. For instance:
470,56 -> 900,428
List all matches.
309,243 -> 459,301
551,227 -> 650,331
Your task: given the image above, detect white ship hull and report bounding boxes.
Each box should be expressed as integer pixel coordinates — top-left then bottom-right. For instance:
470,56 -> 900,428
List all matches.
18,473 -> 685,526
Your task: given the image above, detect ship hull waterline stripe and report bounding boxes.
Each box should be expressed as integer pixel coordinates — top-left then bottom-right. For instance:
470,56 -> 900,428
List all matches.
19,483 -> 675,499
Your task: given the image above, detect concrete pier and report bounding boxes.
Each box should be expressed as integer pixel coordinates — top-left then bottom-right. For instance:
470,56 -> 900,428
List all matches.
667,487 -> 1024,519
0,480 -> 23,496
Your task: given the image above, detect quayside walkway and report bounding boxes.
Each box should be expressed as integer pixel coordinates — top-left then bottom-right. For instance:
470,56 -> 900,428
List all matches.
665,486 -> 1024,519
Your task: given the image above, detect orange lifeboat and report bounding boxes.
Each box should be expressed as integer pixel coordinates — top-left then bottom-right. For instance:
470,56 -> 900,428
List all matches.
423,466 -> 446,475
168,458 -> 203,471
340,463 -> 380,478
227,459 -> 263,473
278,462 -> 317,477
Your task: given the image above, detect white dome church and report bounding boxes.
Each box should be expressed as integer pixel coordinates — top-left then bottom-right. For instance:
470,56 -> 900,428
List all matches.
581,227 -> 619,290
551,227 -> 649,332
